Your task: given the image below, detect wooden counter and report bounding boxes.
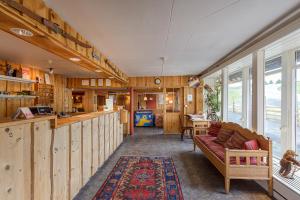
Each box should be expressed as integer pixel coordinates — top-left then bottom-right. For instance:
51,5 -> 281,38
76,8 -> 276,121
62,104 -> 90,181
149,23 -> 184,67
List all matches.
56,111 -> 116,127
0,115 -> 57,128
0,110 -> 124,200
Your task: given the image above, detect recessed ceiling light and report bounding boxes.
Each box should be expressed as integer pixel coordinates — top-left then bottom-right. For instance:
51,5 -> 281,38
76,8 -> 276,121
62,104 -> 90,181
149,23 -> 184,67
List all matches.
95,69 -> 102,72
69,57 -> 81,62
10,28 -> 33,37
108,76 -> 114,79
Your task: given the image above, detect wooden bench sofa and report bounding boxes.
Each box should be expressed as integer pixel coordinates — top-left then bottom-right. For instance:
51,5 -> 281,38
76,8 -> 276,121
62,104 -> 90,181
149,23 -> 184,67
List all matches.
193,122 -> 273,196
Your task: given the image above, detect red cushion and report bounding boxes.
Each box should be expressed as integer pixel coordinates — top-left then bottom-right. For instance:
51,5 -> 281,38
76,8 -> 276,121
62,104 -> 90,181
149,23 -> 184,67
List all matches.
195,135 -> 265,165
224,131 -> 247,149
207,122 -> 222,137
243,139 -> 260,163
196,135 -> 225,161
244,139 -> 259,150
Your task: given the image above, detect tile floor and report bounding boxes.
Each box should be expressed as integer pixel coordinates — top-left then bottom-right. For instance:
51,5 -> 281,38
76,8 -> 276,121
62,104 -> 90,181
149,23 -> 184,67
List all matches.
75,127 -> 271,200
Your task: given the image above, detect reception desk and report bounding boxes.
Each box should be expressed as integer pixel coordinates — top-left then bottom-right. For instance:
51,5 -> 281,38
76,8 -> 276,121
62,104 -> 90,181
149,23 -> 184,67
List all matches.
0,111 -> 123,200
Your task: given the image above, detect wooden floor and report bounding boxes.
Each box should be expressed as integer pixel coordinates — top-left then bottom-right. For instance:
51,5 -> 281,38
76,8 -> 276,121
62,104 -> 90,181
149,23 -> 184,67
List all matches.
74,127 -> 271,200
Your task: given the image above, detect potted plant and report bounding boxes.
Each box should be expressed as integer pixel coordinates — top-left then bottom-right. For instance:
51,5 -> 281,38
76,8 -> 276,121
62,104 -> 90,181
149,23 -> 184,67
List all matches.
204,78 -> 221,121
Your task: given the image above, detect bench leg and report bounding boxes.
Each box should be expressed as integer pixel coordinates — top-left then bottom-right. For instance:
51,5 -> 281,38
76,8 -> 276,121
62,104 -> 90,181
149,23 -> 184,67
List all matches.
267,178 -> 273,196
225,178 -> 230,194
193,142 -> 196,151
181,131 -> 184,141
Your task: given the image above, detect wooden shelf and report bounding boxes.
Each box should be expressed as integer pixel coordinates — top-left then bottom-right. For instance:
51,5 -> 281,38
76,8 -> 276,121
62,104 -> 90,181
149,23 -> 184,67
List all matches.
0,94 -> 37,99
0,75 -> 36,83
35,83 -> 54,105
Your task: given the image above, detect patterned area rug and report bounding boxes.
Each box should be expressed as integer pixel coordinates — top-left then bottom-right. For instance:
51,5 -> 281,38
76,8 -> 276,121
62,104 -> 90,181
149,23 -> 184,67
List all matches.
93,156 -> 184,200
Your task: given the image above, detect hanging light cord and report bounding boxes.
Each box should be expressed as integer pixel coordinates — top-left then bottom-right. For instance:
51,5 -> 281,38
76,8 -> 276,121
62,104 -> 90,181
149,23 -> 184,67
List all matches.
160,0 -> 175,77
160,57 -> 165,76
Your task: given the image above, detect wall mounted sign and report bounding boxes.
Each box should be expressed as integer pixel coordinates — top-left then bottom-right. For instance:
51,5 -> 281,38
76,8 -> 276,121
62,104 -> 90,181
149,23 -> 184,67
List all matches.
90,79 -> 96,86
187,94 -> 193,102
106,79 -> 111,87
22,67 -> 30,80
81,79 -> 89,86
98,79 -> 103,86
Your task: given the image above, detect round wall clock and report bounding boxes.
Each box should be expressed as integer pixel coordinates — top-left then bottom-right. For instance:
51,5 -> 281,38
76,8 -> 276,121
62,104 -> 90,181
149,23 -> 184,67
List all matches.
154,78 -> 161,85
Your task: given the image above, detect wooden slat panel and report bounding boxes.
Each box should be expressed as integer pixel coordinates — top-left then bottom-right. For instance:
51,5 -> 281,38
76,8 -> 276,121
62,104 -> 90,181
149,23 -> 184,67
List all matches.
113,113 -> 117,151
109,113 -> 114,155
52,126 -> 70,200
116,114 -> 120,147
70,122 -> 82,199
33,120 -> 52,200
120,123 -> 123,144
104,114 -> 110,161
0,123 -> 31,200
92,118 -> 99,174
82,120 -> 92,185
99,115 -> 105,166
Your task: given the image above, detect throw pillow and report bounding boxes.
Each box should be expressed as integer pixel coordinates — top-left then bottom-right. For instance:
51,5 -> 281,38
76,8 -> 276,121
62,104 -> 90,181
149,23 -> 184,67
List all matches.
214,128 -> 234,145
244,139 -> 260,164
244,139 -> 259,150
207,122 -> 222,137
224,131 -> 247,149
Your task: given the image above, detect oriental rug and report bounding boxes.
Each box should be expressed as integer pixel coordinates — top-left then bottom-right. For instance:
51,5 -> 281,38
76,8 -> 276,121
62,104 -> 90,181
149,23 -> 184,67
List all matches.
92,156 -> 184,200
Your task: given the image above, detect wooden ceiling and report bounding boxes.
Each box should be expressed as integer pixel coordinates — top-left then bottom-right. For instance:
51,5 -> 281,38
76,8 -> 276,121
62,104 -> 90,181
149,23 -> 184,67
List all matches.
0,0 -> 128,83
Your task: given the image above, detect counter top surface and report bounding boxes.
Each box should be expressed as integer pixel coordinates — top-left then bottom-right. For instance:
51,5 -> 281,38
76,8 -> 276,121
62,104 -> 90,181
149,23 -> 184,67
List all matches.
0,115 -> 57,128
56,110 -> 118,128
0,111 -> 119,128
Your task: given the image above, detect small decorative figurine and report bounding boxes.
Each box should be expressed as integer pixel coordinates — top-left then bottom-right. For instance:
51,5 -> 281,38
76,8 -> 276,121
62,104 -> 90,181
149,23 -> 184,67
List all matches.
6,64 -> 14,76
279,150 -> 300,179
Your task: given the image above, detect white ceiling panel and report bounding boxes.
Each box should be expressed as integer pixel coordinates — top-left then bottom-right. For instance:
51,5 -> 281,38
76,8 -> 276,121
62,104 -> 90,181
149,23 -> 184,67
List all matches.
44,0 -> 300,76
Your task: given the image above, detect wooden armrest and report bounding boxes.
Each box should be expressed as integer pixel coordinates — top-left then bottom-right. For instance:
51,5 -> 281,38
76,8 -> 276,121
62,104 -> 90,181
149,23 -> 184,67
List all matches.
225,148 -> 270,166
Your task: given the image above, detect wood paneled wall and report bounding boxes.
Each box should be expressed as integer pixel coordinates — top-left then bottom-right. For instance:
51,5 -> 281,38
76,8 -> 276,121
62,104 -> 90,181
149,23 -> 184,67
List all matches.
67,78 -> 124,89
127,76 -> 204,134
0,112 -> 123,200
128,76 -> 189,88
0,61 -> 72,118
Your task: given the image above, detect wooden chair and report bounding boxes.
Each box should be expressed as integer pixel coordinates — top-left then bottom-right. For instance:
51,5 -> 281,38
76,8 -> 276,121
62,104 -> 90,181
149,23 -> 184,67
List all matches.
180,115 -> 193,140
192,121 -> 210,136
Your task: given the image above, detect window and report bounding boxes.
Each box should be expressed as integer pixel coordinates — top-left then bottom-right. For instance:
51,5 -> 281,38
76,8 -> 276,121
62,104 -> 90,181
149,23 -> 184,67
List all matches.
228,70 -> 243,125
225,55 -> 252,128
264,56 -> 282,158
295,50 -> 300,155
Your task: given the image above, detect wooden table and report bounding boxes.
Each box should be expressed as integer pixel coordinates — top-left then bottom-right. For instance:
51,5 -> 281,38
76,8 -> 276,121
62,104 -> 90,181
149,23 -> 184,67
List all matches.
186,115 -> 210,136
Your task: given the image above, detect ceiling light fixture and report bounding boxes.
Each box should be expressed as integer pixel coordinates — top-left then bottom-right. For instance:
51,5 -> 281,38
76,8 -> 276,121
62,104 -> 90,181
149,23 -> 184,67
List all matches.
108,76 -> 114,79
95,69 -> 102,72
10,28 -> 33,37
49,68 -> 54,74
69,57 -> 81,62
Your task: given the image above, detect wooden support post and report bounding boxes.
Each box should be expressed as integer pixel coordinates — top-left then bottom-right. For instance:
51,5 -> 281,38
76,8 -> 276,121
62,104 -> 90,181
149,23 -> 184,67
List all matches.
224,148 -> 230,194
129,87 -> 134,135
268,138 -> 273,196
